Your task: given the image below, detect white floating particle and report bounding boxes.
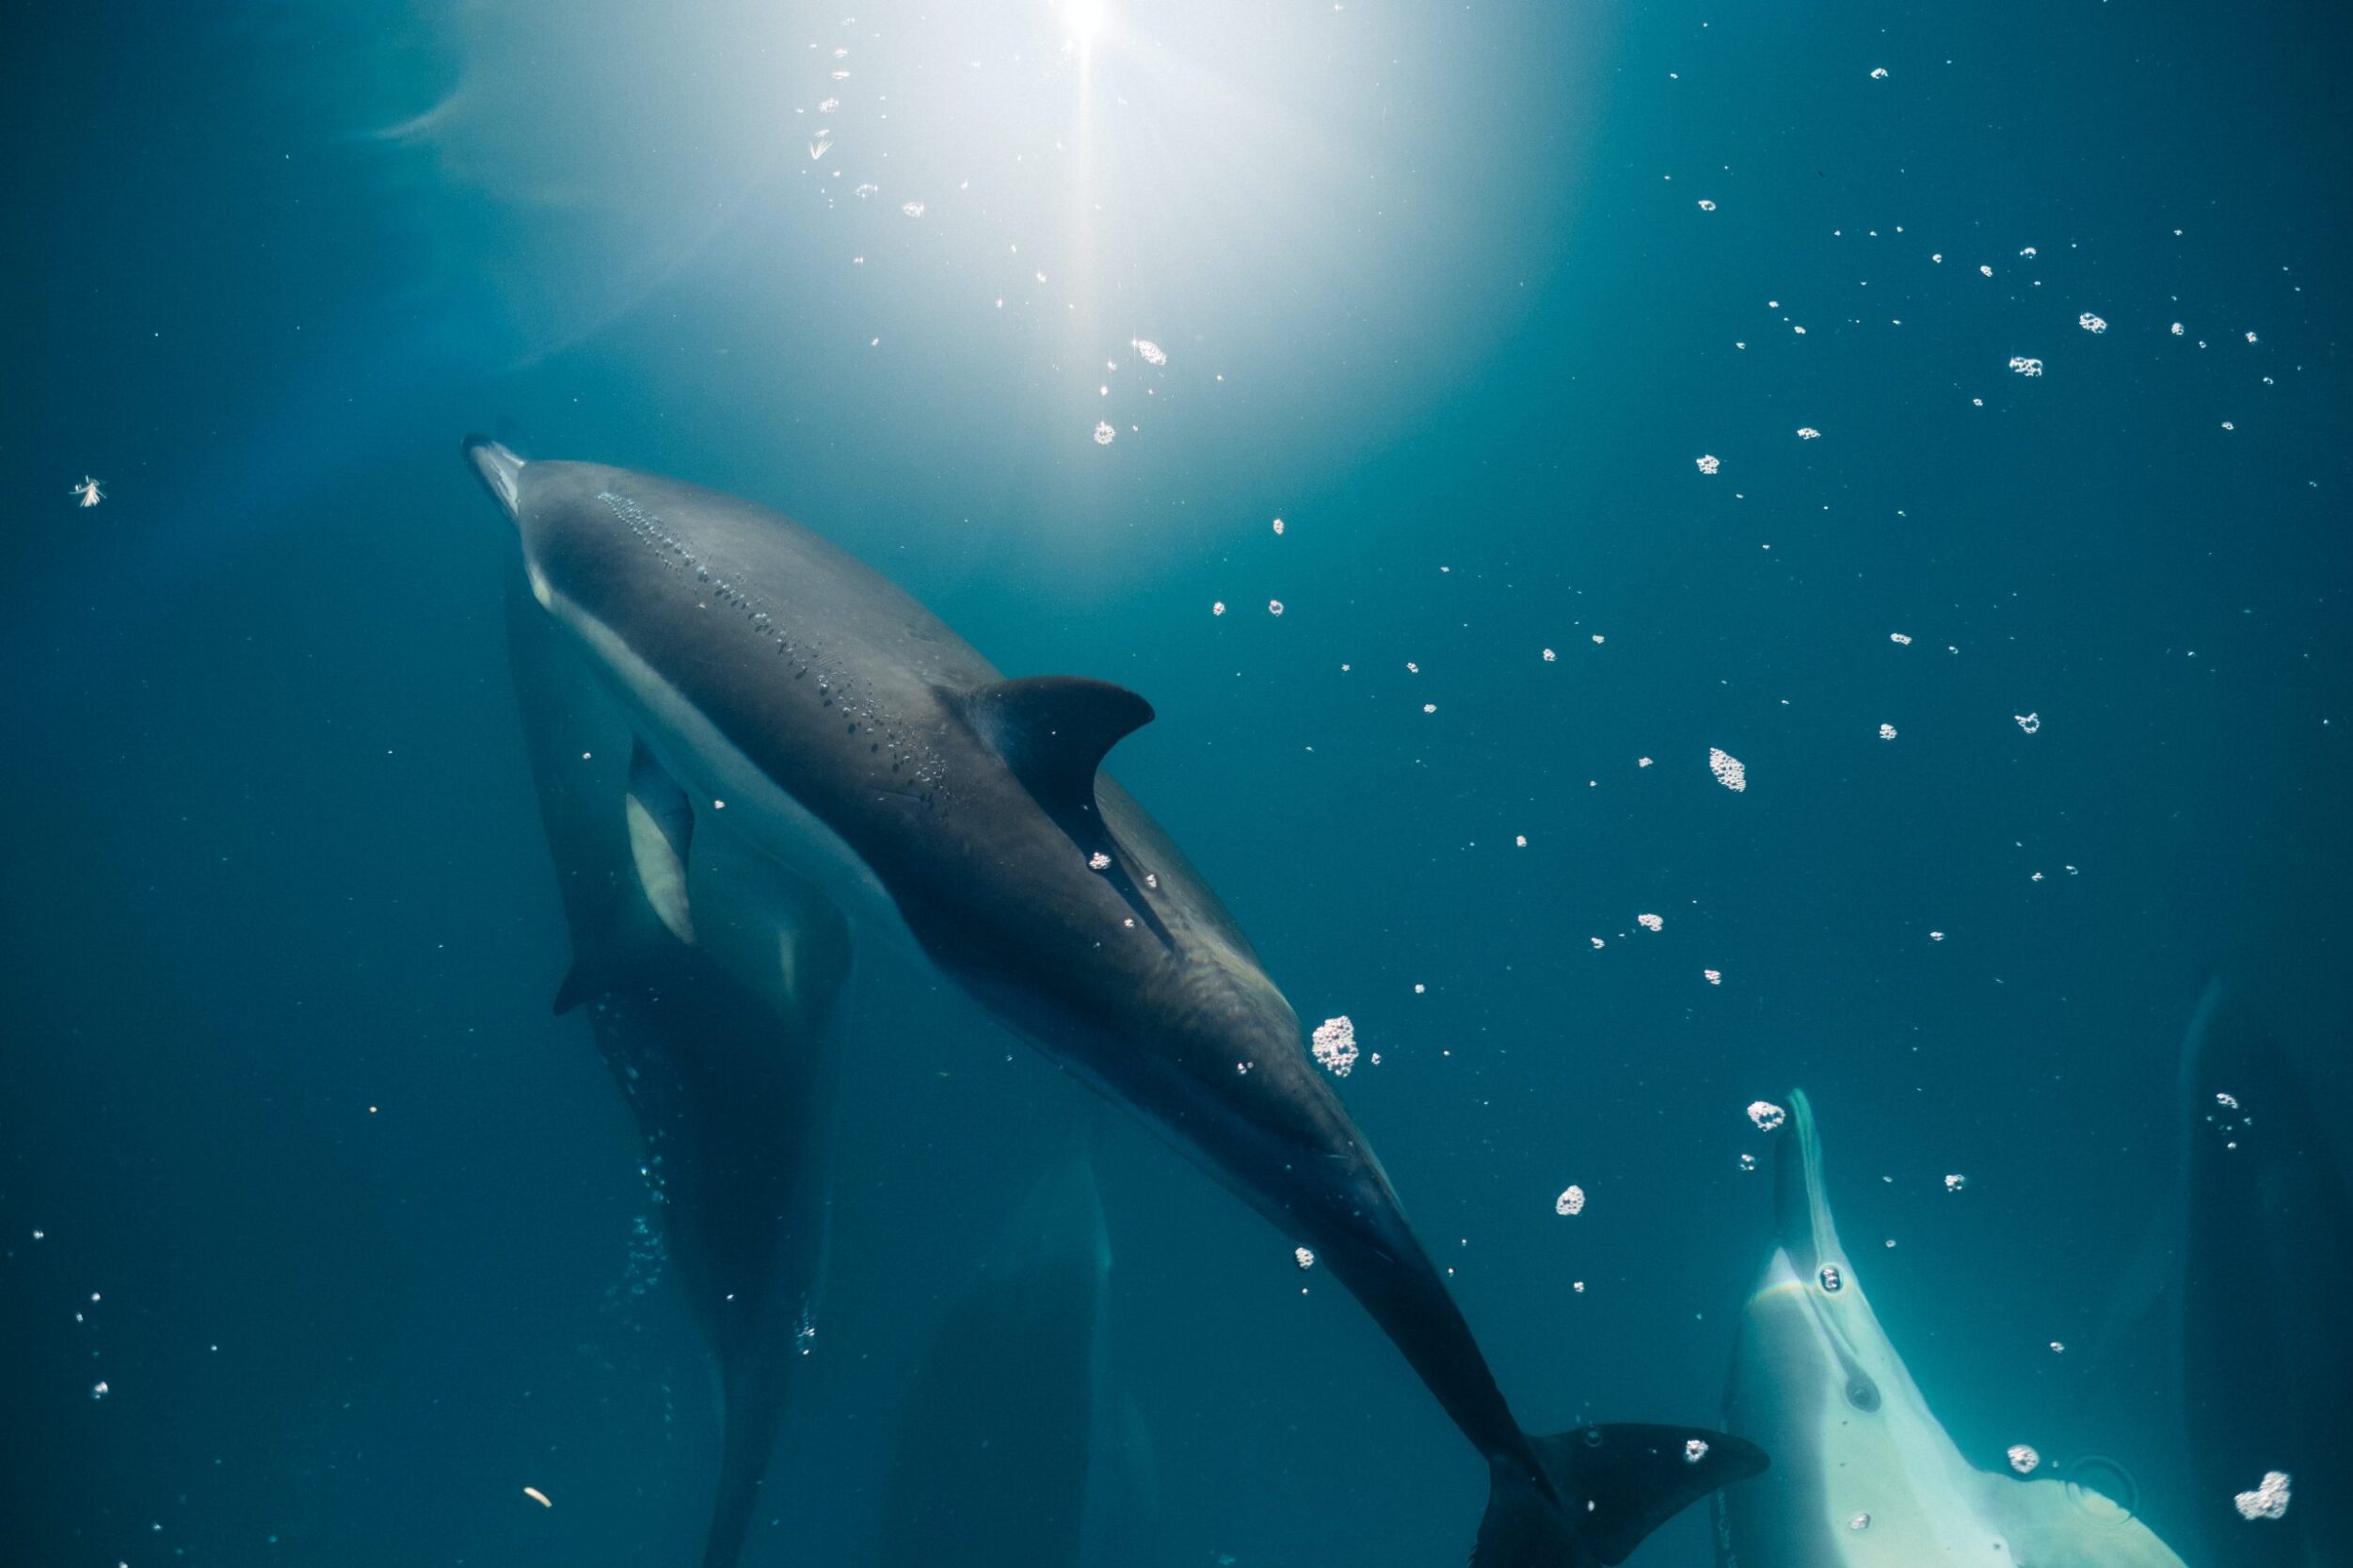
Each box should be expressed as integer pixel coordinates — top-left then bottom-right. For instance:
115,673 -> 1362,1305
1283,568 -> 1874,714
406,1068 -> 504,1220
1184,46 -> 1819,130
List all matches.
1879,723 -> 1897,740
2078,312 -> 2107,334
2171,322 -> 2185,336
2009,356 -> 2043,376
1704,968 -> 1723,985
2246,331 -> 2259,344
1796,426 -> 1821,440
1422,703 -> 1437,713
1638,756 -> 1654,768
1134,339 -> 1167,366
1271,517 -> 1286,536
1637,913 -> 1663,932
1696,454 -> 1721,475
1685,1438 -> 1709,1464
2014,712 -> 2041,734
1210,600 -> 1225,616
2235,1471 -> 2292,1521
1542,648 -> 1558,662
1929,930 -> 1945,941
819,97 -> 840,113
1748,1100 -> 1786,1131
2217,1091 -> 2240,1110
1590,936 -> 1606,949
1981,264 -> 1995,277
1269,600 -> 1285,616
1738,1153 -> 1757,1172
901,200 -> 925,217
1945,1174 -> 1967,1192
91,1381 -> 109,1400
1093,421 -> 1115,445
1708,747 -> 1748,792
1869,66 -> 1888,79
1515,835 -> 1528,847
1310,1016 -> 1359,1077
1294,1246 -> 1316,1270
2020,246 -> 2039,258
1087,852 -> 1112,871
72,476 -> 104,508
2009,1444 -> 2040,1474
1573,1280 -> 1585,1292
1890,632 -> 1913,645
1697,199 -> 1717,212
2050,1341 -> 2067,1353
1555,1185 -> 1587,1216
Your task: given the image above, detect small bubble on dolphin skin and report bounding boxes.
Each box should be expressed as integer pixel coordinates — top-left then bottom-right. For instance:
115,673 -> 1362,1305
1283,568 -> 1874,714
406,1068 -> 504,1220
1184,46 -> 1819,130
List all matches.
2008,1444 -> 2040,1474
1747,1100 -> 1786,1131
1685,1438 -> 1710,1464
1294,1246 -> 1315,1270
1310,1016 -> 1359,1077
2235,1470 -> 2292,1521
1555,1185 -> 1587,1216
1708,747 -> 1748,792
1848,1512 -> 1871,1531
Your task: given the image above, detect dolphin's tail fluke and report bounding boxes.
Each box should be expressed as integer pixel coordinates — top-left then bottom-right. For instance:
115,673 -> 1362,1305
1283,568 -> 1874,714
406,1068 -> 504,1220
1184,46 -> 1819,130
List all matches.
463,434 -> 526,522
1473,1424 -> 1767,1567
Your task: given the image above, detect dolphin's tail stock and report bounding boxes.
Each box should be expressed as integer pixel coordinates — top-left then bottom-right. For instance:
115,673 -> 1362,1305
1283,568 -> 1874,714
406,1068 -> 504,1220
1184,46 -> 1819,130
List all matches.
1473,1423 -> 1767,1567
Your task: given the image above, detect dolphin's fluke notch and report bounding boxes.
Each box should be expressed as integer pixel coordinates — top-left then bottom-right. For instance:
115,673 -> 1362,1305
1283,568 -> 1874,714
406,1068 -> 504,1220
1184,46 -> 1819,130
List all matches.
1475,1425 -> 1767,1568
463,434 -> 525,522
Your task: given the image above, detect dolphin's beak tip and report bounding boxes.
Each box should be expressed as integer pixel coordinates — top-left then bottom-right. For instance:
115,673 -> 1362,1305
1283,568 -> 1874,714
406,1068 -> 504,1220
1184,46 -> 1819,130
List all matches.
464,434 -> 526,522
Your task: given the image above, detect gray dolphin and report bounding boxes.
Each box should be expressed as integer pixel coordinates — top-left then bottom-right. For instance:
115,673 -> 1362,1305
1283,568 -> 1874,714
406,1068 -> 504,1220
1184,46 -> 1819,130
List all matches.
506,562 -> 853,1568
466,440 -> 1762,1565
1721,1089 -> 2192,1568
873,1138 -> 1157,1568
2177,979 -> 2351,1566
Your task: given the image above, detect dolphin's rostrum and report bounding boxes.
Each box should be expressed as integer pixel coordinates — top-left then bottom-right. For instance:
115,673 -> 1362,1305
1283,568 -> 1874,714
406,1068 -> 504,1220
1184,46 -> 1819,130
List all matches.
468,438 -> 1762,1564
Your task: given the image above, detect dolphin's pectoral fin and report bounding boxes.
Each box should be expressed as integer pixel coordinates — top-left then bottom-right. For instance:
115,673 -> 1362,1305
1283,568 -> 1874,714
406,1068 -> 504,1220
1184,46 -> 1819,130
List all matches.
955,676 -> 1154,820
626,740 -> 697,946
1534,1424 -> 1768,1567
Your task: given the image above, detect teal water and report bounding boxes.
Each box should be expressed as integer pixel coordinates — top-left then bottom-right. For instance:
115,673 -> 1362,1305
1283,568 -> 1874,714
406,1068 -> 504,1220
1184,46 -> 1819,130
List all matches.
5,2 -> 2347,1565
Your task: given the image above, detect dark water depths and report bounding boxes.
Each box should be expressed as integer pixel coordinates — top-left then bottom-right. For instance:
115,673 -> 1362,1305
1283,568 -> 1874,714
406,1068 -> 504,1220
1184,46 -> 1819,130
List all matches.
5,2 -> 2348,1565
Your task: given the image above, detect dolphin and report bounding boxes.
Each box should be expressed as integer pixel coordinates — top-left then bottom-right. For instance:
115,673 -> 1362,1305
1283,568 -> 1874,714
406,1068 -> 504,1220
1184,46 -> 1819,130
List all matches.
505,563 -> 854,1568
1720,1089 -> 2193,1568
465,440 -> 1762,1565
2176,979 -> 2352,1566
872,1138 -> 1158,1568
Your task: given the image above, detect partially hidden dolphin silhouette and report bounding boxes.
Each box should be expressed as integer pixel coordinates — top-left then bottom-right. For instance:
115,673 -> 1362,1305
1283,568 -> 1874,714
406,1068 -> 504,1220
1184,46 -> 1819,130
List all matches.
506,561 -> 853,1568
468,440 -> 1761,1566
1721,1089 -> 2193,1568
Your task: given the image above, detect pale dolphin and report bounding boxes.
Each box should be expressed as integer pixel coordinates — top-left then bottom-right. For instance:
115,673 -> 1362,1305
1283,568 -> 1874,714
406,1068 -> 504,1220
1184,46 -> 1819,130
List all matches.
466,440 -> 1761,1566
1720,1090 -> 2193,1568
872,1138 -> 1158,1568
2177,979 -> 2351,1566
506,564 -> 853,1568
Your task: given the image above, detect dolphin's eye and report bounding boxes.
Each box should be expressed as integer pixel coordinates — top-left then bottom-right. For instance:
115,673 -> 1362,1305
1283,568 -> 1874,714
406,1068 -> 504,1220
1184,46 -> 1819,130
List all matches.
1581,1428 -> 1607,1448
1818,1264 -> 1844,1292
1845,1374 -> 1881,1412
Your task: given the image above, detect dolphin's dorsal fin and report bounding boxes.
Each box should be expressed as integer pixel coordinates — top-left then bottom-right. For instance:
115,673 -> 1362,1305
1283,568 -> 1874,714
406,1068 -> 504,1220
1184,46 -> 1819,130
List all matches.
958,676 -> 1154,819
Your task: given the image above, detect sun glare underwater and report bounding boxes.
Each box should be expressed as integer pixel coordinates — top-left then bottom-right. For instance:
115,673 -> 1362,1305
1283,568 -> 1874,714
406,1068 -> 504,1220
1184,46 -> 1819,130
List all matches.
5,2 -> 2350,1567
